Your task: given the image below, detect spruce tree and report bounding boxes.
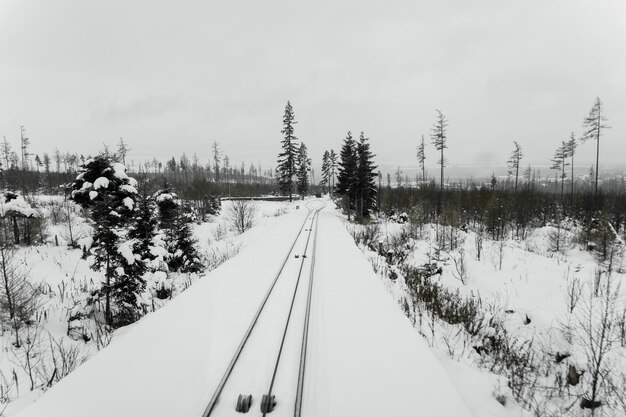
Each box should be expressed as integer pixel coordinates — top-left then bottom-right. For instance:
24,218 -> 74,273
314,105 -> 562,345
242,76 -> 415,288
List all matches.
416,134 -> 426,184
581,97 -> 609,204
276,101 -> 298,201
321,150 -> 330,195
328,149 -> 338,196
71,155 -> 142,327
507,141 -> 523,194
565,133 -> 578,199
356,132 -> 378,220
550,142 -> 569,203
336,131 -> 358,219
155,188 -> 202,273
296,142 -> 310,197
430,110 -> 448,192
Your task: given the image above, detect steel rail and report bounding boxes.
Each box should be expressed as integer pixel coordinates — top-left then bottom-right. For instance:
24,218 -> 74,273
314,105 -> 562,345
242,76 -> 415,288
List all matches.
261,206 -> 323,417
201,209 -> 314,417
293,207 -> 321,417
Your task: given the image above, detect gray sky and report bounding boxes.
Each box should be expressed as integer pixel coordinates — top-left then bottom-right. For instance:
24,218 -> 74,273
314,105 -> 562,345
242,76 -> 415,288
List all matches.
1,0 -> 624,173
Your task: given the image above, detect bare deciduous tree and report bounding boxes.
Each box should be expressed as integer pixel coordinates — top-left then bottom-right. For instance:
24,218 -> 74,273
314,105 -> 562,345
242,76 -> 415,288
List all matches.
228,200 -> 257,233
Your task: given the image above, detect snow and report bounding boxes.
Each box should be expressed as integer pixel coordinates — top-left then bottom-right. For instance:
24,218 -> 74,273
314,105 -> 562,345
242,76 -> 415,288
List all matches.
117,241 -> 136,265
122,197 -> 134,210
93,177 -> 109,190
120,184 -> 138,194
16,201 -> 473,417
89,191 -> 98,200
0,193 -> 36,217
112,163 -> 129,180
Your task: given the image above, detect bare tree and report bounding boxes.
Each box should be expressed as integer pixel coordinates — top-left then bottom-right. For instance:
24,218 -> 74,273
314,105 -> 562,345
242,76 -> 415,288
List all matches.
0,229 -> 42,347
228,200 -> 257,233
576,273 -> 621,415
116,137 -> 130,165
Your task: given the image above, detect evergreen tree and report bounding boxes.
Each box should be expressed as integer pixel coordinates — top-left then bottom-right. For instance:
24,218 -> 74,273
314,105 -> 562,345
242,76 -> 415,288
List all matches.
0,137 -> 10,170
550,142 -> 569,203
430,110 -> 448,192
276,101 -> 298,201
155,188 -> 202,273
336,131 -> 358,218
581,97 -> 609,203
321,150 -> 331,195
169,204 -> 203,273
416,134 -> 426,184
507,141 -> 523,194
565,133 -> 578,199
71,155 -> 142,327
355,132 -> 378,220
296,142 -> 310,196
328,149 -> 338,197
20,126 -> 30,171
128,183 -> 158,269
212,141 -> 221,184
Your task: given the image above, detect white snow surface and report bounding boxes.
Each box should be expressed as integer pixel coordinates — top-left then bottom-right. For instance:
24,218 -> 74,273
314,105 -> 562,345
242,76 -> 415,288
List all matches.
93,176 -> 110,190
17,203 -> 473,417
117,241 -> 136,265
0,194 -> 36,217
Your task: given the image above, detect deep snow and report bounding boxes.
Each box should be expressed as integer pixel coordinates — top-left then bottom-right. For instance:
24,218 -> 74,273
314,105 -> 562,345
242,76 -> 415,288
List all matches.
17,201 -> 475,417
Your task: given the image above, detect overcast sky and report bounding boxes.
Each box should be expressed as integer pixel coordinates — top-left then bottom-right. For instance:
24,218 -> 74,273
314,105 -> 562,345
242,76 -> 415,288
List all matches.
0,0 -> 624,174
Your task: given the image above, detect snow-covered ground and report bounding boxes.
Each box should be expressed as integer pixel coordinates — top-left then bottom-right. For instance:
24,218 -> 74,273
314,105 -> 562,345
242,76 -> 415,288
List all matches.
0,197 -> 298,416
14,199 -> 483,417
351,217 -> 626,416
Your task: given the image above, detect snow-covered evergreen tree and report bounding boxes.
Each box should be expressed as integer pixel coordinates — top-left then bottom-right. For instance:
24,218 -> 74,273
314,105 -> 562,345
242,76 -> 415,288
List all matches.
155,188 -> 203,274
71,155 -> 143,327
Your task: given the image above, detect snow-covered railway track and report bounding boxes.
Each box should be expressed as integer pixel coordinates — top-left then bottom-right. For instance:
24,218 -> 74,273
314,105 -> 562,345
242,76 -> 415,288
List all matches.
202,201 -> 324,417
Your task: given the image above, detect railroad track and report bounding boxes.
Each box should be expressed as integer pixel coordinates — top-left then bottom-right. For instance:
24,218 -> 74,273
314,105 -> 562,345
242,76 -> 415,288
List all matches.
202,200 -> 325,417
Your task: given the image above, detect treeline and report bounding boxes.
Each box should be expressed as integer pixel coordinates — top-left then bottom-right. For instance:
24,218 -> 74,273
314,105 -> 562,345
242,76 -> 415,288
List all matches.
378,182 -> 626,251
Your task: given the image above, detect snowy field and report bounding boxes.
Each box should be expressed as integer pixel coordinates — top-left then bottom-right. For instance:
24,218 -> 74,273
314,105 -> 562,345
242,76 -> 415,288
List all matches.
0,197 -> 298,416
5,195 -> 624,416
349,216 -> 626,416
13,199 -> 480,417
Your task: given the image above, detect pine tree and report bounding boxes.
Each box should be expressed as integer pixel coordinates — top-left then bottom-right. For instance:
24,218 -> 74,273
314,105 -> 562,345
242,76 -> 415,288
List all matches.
276,101 -> 298,201
430,110 -> 448,192
507,141 -> 523,194
355,132 -> 378,220
336,132 -> 358,219
71,155 -> 141,327
565,133 -> 578,199
296,142 -> 310,196
550,142 -> 569,203
416,134 -> 426,184
581,97 -> 609,203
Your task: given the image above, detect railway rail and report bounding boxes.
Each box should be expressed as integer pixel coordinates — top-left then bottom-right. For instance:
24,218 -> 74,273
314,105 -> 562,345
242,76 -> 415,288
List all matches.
202,200 -> 325,417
